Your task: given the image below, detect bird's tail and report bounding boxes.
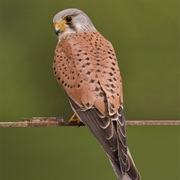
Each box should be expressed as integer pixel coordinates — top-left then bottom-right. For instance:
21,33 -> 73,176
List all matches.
108,148 -> 141,180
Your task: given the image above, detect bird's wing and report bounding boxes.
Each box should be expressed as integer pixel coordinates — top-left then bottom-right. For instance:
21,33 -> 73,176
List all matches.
68,97 -> 127,176
54,31 -> 123,115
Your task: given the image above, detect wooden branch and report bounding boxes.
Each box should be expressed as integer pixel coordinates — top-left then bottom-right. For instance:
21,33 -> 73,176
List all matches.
0,117 -> 180,128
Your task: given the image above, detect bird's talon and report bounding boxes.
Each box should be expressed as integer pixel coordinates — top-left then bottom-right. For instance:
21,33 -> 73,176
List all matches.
78,122 -> 84,127
68,113 -> 81,124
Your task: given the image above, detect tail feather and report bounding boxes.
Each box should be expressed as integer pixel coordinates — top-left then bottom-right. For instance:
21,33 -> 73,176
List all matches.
68,97 -> 141,180
109,148 -> 141,180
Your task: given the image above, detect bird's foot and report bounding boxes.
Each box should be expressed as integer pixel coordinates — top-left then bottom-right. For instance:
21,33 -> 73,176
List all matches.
68,113 -> 84,127
68,113 -> 81,123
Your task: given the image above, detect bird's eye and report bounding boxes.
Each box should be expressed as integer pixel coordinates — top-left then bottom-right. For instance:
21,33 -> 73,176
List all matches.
65,16 -> 73,23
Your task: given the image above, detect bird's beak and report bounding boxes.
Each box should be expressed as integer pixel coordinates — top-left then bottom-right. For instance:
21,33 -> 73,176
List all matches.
54,23 -> 65,35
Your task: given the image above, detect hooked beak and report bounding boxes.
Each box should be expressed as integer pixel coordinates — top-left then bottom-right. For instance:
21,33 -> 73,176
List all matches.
54,23 -> 65,35
55,27 -> 60,36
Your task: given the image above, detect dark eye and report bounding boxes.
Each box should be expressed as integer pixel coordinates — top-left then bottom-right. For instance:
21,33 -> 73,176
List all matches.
65,16 -> 72,23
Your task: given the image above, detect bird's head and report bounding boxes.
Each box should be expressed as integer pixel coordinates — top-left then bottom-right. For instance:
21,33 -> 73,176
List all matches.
53,8 -> 96,40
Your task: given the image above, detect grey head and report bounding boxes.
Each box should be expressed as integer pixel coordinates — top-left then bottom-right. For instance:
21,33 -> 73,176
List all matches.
53,8 -> 96,40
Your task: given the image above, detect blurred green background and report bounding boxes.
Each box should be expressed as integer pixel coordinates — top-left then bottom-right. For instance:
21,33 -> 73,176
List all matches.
0,0 -> 180,179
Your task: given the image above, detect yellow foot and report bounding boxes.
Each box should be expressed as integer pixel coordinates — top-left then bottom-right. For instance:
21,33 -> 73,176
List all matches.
68,113 -> 81,123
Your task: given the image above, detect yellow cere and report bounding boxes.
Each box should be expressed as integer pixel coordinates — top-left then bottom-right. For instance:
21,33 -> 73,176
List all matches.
54,23 -> 65,31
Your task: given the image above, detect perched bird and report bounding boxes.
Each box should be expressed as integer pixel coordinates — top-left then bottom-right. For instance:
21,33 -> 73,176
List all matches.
53,8 -> 141,180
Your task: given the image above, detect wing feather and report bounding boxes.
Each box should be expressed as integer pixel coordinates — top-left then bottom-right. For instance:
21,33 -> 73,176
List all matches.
69,97 -> 119,161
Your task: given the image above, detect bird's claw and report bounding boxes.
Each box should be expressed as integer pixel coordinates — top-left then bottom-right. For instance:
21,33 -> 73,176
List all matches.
68,113 -> 81,123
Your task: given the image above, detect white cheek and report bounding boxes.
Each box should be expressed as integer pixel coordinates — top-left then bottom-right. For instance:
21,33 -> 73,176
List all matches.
58,28 -> 76,41
65,28 -> 75,34
75,23 -> 83,31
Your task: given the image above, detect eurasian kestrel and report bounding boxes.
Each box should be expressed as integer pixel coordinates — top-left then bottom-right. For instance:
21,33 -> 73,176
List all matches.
53,8 -> 141,180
